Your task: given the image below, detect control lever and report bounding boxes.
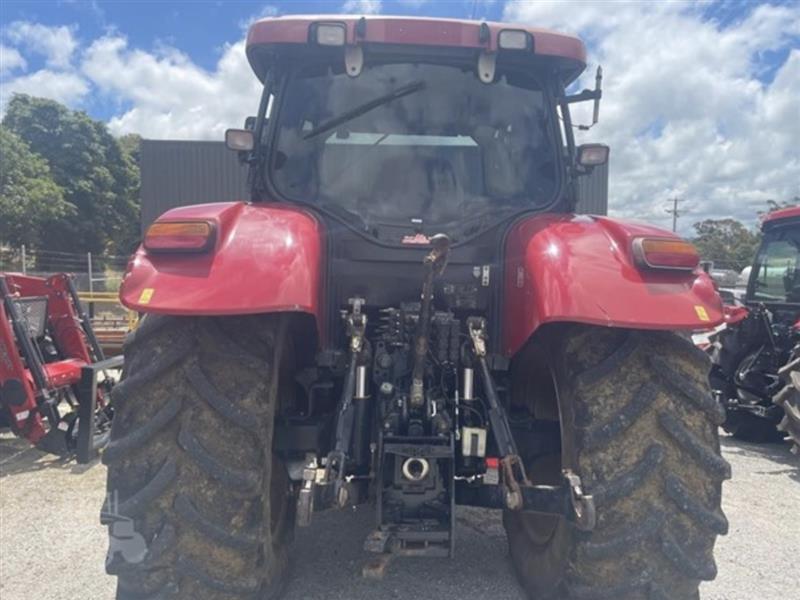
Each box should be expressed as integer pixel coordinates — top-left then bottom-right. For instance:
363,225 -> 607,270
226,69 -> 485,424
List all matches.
467,317 -> 531,510
410,234 -> 451,407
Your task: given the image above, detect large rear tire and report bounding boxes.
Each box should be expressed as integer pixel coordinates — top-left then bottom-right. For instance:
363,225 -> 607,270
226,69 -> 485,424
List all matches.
776,354 -> 800,454
505,327 -> 729,600
101,314 -> 293,599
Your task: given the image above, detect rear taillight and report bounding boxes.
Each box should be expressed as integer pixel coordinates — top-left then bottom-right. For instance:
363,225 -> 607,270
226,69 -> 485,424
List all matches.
144,221 -> 215,253
632,237 -> 699,270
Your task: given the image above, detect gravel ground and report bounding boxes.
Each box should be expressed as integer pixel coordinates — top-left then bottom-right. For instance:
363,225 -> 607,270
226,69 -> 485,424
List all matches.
0,432 -> 797,600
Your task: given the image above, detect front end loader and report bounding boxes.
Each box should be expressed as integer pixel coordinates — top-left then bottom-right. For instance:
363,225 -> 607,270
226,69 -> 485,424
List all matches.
103,16 -> 729,600
0,272 -> 121,462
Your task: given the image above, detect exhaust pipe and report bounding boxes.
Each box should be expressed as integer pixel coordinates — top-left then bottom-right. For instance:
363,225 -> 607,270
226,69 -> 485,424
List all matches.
401,457 -> 431,482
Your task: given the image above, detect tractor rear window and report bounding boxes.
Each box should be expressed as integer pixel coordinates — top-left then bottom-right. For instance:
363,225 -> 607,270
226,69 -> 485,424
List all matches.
271,62 -> 559,233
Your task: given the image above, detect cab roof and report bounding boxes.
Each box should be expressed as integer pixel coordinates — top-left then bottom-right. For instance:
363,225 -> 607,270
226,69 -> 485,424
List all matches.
762,205 -> 800,227
246,15 -> 587,83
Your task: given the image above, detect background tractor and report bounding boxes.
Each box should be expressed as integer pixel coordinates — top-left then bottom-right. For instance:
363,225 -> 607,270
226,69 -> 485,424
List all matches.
710,205 -> 800,449
0,272 -> 121,461
103,16 -> 728,600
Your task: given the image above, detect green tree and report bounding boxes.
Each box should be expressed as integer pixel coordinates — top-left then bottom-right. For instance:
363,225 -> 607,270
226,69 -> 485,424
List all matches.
0,126 -> 75,248
118,133 -> 142,165
1,94 -> 140,255
692,218 -> 761,272
761,198 -> 799,215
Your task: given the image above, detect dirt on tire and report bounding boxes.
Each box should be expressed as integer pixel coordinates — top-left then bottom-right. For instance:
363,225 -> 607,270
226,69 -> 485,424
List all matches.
775,355 -> 800,454
505,327 -> 729,600
101,314 -> 293,599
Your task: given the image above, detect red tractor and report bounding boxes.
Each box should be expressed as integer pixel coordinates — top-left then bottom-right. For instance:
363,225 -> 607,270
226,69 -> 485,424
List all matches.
103,16 -> 729,600
0,272 -> 120,461
710,206 -> 800,449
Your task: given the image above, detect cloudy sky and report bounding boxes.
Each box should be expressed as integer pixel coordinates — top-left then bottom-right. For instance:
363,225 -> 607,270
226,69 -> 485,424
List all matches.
0,0 -> 797,233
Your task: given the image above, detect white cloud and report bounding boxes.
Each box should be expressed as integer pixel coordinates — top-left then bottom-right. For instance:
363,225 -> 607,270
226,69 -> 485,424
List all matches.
504,1 -> 800,232
82,35 -> 261,140
342,0 -> 383,15
0,69 -> 89,111
3,21 -> 78,68
0,44 -> 27,75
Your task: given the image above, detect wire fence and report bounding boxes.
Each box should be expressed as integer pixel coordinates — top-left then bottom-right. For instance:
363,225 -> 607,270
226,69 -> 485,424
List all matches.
0,245 -> 129,293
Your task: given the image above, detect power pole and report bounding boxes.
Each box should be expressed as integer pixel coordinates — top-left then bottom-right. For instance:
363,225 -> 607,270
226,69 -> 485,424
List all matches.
665,197 -> 685,232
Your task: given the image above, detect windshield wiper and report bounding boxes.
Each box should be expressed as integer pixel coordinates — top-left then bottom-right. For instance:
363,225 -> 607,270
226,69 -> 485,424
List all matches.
303,80 -> 426,141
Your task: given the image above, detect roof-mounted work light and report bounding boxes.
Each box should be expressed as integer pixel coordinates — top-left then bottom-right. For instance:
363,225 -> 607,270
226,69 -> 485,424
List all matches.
313,22 -> 347,46
498,29 -> 532,50
577,144 -> 610,167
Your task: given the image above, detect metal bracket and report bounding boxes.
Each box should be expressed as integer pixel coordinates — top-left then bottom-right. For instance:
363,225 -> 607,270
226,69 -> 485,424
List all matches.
467,317 -> 487,357
346,297 -> 366,354
77,355 -> 123,464
296,459 -> 319,527
501,455 -> 529,511
564,470 -> 596,531
455,471 -> 596,531
477,51 -> 496,84
345,45 -> 364,77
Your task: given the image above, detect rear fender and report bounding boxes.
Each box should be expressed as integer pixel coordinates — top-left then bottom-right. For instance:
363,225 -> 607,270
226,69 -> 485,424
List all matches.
120,202 -> 324,339
503,214 -> 723,356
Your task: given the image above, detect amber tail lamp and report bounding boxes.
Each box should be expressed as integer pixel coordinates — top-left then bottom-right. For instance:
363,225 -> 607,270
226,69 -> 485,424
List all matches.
144,221 -> 216,253
632,238 -> 700,271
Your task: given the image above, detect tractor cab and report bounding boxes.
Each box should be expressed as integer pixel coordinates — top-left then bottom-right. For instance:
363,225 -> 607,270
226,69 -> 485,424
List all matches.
225,16 -> 608,348
747,206 -> 800,308
231,16 -> 605,244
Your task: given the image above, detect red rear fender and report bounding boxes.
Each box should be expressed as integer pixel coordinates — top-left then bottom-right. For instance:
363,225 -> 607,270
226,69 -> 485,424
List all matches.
503,214 -> 724,356
120,202 -> 324,331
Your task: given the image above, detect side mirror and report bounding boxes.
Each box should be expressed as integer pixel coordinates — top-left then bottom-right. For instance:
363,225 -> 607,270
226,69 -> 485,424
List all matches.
225,128 -> 254,152
577,143 -> 609,167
